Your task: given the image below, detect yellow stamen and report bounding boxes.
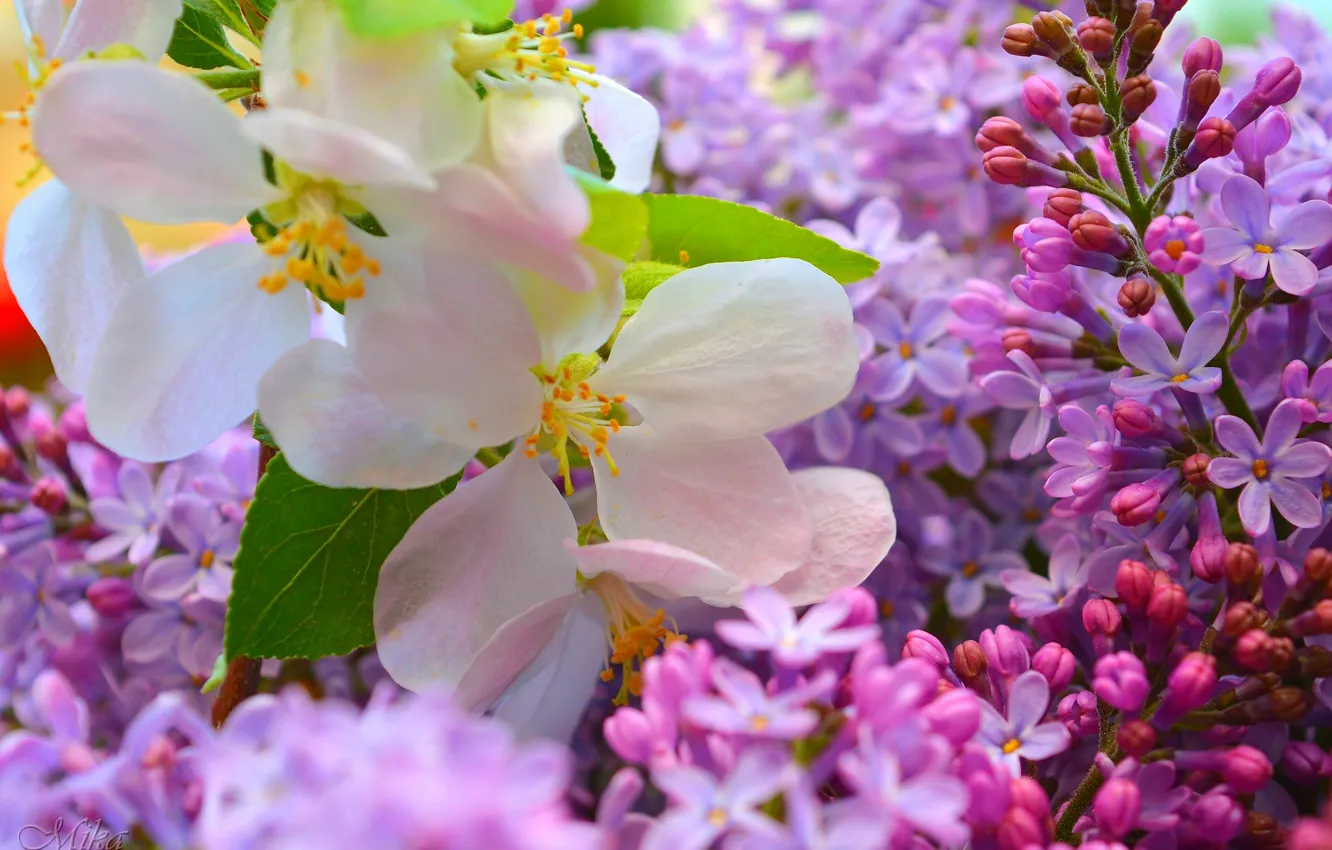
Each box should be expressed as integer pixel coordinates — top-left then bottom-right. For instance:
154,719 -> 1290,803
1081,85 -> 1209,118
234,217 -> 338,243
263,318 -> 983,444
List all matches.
899,342 -> 914,359
1252,459 -> 1268,480
940,405 -> 958,426
1254,244 -> 1274,254
200,551 -> 215,569
961,561 -> 980,578
1170,373 -> 1189,384
879,599 -> 895,618
588,573 -> 682,706
1002,738 -> 1022,755
1165,239 -> 1186,261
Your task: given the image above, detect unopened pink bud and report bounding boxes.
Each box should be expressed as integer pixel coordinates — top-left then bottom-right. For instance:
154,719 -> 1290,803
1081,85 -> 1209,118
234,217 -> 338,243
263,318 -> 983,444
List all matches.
1254,56 -> 1302,106
1147,582 -> 1188,630
1022,76 -> 1063,120
1182,37 -> 1223,78
1113,399 -> 1159,438
1077,17 -> 1115,60
1070,210 -> 1128,256
1095,778 -> 1142,839
30,477 -> 66,515
86,576 -> 138,619
903,630 -> 950,670
1222,745 -> 1273,793
1111,482 -> 1161,526
1184,117 -> 1237,168
1083,599 -> 1122,636
1043,188 -> 1083,227
1032,642 -> 1076,693
1115,559 -> 1155,610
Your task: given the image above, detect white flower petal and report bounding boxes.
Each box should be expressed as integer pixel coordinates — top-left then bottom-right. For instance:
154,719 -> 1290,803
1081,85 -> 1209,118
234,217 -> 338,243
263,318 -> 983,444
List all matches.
3,180 -> 144,393
55,0 -> 182,60
572,539 -> 741,604
374,452 -> 579,692
770,468 -> 897,607
258,339 -> 473,489
352,255 -> 543,449
242,108 -> 435,190
452,592 -> 583,713
592,259 -> 858,440
592,428 -> 812,587
33,62 -> 279,224
16,0 -> 62,53
489,596 -> 609,742
83,243 -> 309,461
510,249 -> 624,367
583,74 -> 662,194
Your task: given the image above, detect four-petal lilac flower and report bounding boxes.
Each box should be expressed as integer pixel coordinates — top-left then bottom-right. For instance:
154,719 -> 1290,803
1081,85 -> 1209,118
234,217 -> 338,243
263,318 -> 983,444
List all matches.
976,670 -> 1072,776
139,494 -> 241,604
1001,533 -> 1089,619
1113,311 -> 1228,397
1281,360 -> 1332,423
1207,399 -> 1332,536
683,660 -> 834,740
1145,215 -> 1205,275
85,462 -> 181,566
716,586 -> 880,669
919,510 -> 1029,618
644,749 -> 787,850
980,350 -> 1055,459
1202,174 -> 1332,295
864,297 -> 969,403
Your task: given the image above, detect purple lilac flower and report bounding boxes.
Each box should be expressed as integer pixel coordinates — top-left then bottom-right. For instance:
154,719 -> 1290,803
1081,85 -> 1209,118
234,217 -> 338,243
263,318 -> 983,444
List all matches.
882,48 -> 1023,137
1282,359 -> 1332,423
682,659 -> 833,740
715,586 -> 880,669
1207,399 -> 1332,535
1201,173 -> 1332,295
139,495 -> 241,604
918,390 -> 990,476
863,296 -> 969,403
980,350 -> 1055,459
1001,533 -> 1089,619
919,510 -> 1028,618
645,749 -> 786,850
1045,404 -> 1119,502
1145,215 -> 1205,275
1113,311 -> 1228,396
976,670 -> 1072,775
0,545 -> 79,648
835,733 -> 971,846
85,462 -> 181,566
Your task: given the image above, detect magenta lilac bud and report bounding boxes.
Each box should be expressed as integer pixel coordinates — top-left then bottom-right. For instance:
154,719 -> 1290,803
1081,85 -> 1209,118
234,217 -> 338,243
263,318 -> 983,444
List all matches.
1156,652 -> 1216,724
1115,559 -> 1155,610
1022,76 -> 1063,120
1043,188 -> 1083,227
979,624 -> 1031,682
1224,745 -> 1275,793
903,629 -> 951,671
1077,17 -> 1115,61
983,146 -> 1070,188
1069,211 -> 1128,256
976,117 -> 1056,166
1082,599 -> 1121,637
86,576 -> 139,619
1183,116 -> 1237,169
1282,742 -> 1329,785
1190,493 -> 1227,583
1111,482 -> 1162,526
30,477 -> 67,515
1116,719 -> 1156,759
997,808 -> 1047,850
1253,56 -> 1303,107
1237,628 -> 1277,672
1058,690 -> 1100,737
1182,37 -> 1223,77
1147,582 -> 1188,630
1031,643 -> 1076,693
922,688 -> 982,746
1287,600 -> 1332,637
1112,399 -> 1159,438
1093,652 -> 1150,712
1094,778 -> 1142,839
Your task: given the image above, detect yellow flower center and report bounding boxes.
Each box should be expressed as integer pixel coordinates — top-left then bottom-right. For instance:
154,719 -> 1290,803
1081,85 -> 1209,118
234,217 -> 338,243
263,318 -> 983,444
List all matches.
1165,239 -> 1187,261
454,10 -> 597,93
707,808 -> 728,828
940,95 -> 959,111
941,405 -> 958,426
899,341 -> 914,359
859,401 -> 877,423
961,561 -> 980,578
879,599 -> 895,619
256,169 -> 382,304
524,359 -> 624,496
1252,459 -> 1268,480
1170,373 -> 1190,383
1254,244 -> 1274,254
1002,738 -> 1022,755
749,714 -> 770,732
200,550 -> 215,569
587,573 -> 682,705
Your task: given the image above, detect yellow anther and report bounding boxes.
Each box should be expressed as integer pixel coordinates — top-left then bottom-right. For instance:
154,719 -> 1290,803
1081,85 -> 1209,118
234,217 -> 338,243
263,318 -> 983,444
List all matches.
200,550 -> 215,569
899,342 -> 914,359
1170,373 -> 1189,384
562,8 -> 573,23
1002,738 -> 1022,755
961,561 -> 980,578
1252,459 -> 1269,480
1254,244 -> 1274,255
294,70 -> 311,88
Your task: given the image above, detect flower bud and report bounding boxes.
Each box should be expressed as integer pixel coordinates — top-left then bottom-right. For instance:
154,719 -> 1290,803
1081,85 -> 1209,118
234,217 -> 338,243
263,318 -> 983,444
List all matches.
1181,70 -> 1222,132
1117,278 -> 1155,318
1160,652 -> 1215,716
1254,56 -> 1302,107
1066,83 -> 1100,107
4,387 -> 31,420
903,630 -> 951,671
1281,742 -> 1328,785
923,688 -> 981,746
603,707 -> 654,765
34,432 -> 68,470
1187,792 -> 1244,844
1290,822 -> 1332,850
833,586 -> 878,628
1043,188 -> 1083,227
1111,482 -> 1161,526
1287,600 -> 1332,637
1117,719 -> 1156,759
1022,76 -> 1063,120
1032,643 -> 1076,693
1071,102 -> 1111,136
1010,776 -> 1051,822
1002,23 -> 1045,58
1182,37 -> 1223,77
997,808 -> 1046,850
1094,652 -> 1149,712
1115,559 -> 1155,610
1032,11 -> 1078,58
982,146 -> 1070,189
1223,601 -> 1265,637
977,117 -> 1055,166
1002,328 -> 1035,355
1271,687 -> 1316,722
1083,599 -> 1122,636
1184,117 -> 1237,168
980,625 -> 1031,681
954,640 -> 988,686
1225,543 -> 1261,593
1147,582 -> 1188,630
1095,778 -> 1142,839
1121,74 -> 1158,123
1236,628 -> 1276,671
1223,746 -> 1273,793
1070,211 -> 1129,256
30,477 -> 67,515
59,402 -> 92,444
1128,21 -> 1163,76
86,576 -> 138,619
1058,690 -> 1100,737
1078,17 -> 1116,61
1305,547 -> 1332,583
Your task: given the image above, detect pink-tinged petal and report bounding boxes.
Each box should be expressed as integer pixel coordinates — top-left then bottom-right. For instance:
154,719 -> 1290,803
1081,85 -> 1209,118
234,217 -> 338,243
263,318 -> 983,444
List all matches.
898,776 -> 970,845
582,74 -> 661,194
374,453 -> 578,692
1201,228 -> 1255,265
591,259 -> 858,441
592,429 -> 812,587
1057,404 -> 1100,443
452,593 -> 582,713
771,468 -> 896,607
1270,249 -> 1320,296
33,62 -> 279,224
1232,250 -> 1273,280
733,584 -> 796,639
1177,311 -> 1228,371
1001,569 -> 1054,597
1018,722 -> 1072,760
980,372 -> 1039,408
1010,408 -> 1051,460
83,243 -> 310,462
945,576 -> 986,618
140,555 -> 199,602
54,0 -> 181,60
258,340 -> 473,489
1220,174 -> 1272,241
510,250 -> 624,368
489,597 -> 609,742
1238,481 -> 1274,537
1117,321 -> 1176,376
1112,374 -> 1171,397
1275,199 -> 1332,250
3,180 -> 145,393
353,256 -> 543,450
1044,465 -> 1083,498
1269,478 -> 1324,528
1265,398 -> 1306,452
32,671 -> 88,743
1206,457 -> 1255,489
1007,670 -> 1052,732
572,539 -> 739,604
242,108 -> 435,189
1274,442 -> 1332,479
1214,415 -> 1262,459
1176,368 -> 1223,394
15,0 -> 62,50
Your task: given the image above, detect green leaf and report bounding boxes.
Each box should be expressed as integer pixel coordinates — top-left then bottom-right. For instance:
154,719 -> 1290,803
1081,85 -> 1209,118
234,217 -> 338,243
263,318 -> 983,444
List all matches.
183,0 -> 273,45
237,0 -> 276,41
575,171 -> 647,263
621,260 -> 684,317
225,455 -> 461,659
642,194 -> 880,284
251,414 -> 277,448
333,0 -> 514,39
168,6 -> 251,70
584,108 -> 617,182
201,651 -> 228,693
